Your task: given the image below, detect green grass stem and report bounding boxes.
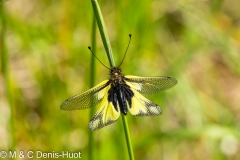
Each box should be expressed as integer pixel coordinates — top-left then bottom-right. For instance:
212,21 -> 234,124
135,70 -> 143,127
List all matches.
121,115 -> 135,160
91,0 -> 115,67
0,4 -> 16,151
91,0 -> 134,159
88,15 -> 97,160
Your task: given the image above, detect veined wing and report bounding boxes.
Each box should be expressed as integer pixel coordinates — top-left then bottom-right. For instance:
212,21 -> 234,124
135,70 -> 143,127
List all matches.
60,80 -> 110,110
128,89 -> 162,116
124,75 -> 177,95
89,93 -> 120,131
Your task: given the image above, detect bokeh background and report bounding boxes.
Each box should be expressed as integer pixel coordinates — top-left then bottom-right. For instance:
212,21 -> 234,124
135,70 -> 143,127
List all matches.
1,0 -> 240,159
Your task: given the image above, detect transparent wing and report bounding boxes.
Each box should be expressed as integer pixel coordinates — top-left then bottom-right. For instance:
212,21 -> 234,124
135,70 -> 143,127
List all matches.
124,75 -> 177,95
89,93 -> 120,131
128,89 -> 162,116
60,80 -> 110,110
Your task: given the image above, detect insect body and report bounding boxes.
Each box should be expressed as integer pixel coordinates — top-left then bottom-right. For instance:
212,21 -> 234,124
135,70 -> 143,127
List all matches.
60,66 -> 177,131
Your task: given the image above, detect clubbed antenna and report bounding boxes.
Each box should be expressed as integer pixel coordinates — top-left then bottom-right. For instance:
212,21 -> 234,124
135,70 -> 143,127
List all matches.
118,34 -> 132,68
88,46 -> 110,69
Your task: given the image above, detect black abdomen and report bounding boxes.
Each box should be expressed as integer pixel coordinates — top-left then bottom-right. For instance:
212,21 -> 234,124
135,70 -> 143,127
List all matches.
108,82 -> 134,115
117,89 -> 128,115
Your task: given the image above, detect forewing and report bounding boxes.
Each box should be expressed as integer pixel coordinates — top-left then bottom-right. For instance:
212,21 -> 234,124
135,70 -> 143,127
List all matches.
124,75 -> 177,95
128,89 -> 162,116
60,80 -> 110,110
89,93 -> 120,131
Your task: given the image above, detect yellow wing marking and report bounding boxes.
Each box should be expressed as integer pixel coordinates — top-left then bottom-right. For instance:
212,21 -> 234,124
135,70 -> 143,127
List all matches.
89,91 -> 120,131
125,75 -> 177,95
97,81 -> 110,100
125,80 -> 142,91
60,80 -> 109,110
128,89 -> 162,116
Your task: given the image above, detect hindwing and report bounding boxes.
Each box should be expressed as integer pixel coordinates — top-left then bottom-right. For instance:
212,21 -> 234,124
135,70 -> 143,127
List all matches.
127,89 -> 162,116
89,91 -> 120,131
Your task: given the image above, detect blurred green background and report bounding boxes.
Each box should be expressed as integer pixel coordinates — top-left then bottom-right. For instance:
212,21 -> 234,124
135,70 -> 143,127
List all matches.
1,0 -> 240,159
